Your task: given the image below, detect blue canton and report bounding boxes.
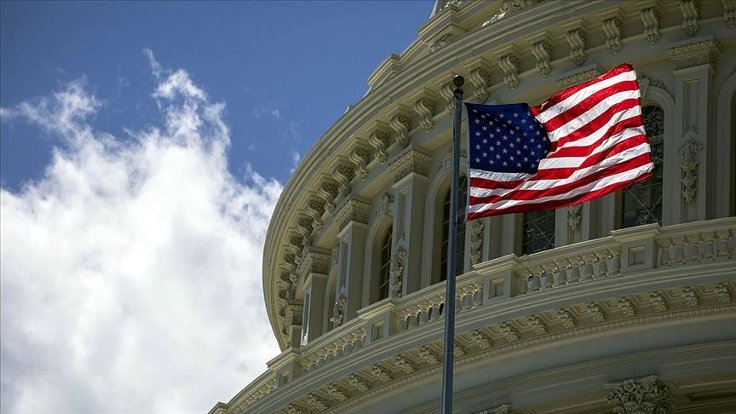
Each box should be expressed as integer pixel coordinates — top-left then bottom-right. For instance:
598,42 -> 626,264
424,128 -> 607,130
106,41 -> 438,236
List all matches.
465,103 -> 550,174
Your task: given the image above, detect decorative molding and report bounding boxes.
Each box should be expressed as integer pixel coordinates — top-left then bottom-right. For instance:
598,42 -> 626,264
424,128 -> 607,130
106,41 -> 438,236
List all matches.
528,32 -> 552,77
332,163 -> 354,198
333,198 -> 371,231
390,110 -> 413,147
715,282 -> 732,303
431,33 -> 455,54
324,383 -> 347,402
681,286 -> 699,308
318,180 -> 339,214
349,145 -> 372,180
602,15 -> 623,54
556,308 -> 577,328
347,374 -> 370,392
639,5 -> 660,44
393,354 -> 417,374
562,20 -> 587,66
294,215 -> 313,248
499,321 -> 520,341
558,65 -> 602,88
389,246 -> 407,298
330,294 -> 346,328
470,219 -> 484,266
497,51 -> 521,89
680,0 -> 699,36
368,124 -> 391,164
618,296 -> 637,318
468,61 -> 493,103
305,198 -> 326,236
468,329 -> 493,349
418,346 -> 440,364
414,94 -> 437,132
482,0 -> 537,26
388,148 -> 432,182
587,301 -> 607,322
667,36 -> 721,70
439,80 -> 456,115
475,404 -> 511,414
375,192 -> 394,218
526,314 -> 547,334
678,136 -> 702,204
304,393 -> 328,411
369,363 -> 392,382
296,246 -> 331,276
725,0 -> 736,28
567,204 -> 582,232
649,291 -> 668,312
605,375 -> 671,414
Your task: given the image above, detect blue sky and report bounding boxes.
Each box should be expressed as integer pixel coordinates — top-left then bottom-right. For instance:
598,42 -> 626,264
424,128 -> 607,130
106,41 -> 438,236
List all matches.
0,2 -> 431,414
2,1 -> 431,191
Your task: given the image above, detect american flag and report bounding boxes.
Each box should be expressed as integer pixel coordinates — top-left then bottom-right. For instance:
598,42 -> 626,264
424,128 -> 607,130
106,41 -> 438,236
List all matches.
466,63 -> 654,220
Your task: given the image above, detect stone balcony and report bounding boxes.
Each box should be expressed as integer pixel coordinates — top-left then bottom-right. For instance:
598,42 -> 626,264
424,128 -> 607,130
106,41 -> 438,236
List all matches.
222,217 -> 736,413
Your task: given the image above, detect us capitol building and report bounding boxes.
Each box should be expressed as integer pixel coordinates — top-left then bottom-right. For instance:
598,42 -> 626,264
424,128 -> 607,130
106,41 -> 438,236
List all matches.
210,1 -> 736,413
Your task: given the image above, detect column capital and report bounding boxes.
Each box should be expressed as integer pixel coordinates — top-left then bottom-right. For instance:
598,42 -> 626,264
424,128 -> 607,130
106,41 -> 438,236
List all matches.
667,36 -> 721,71
605,375 -> 671,414
388,147 -> 431,183
333,198 -> 371,232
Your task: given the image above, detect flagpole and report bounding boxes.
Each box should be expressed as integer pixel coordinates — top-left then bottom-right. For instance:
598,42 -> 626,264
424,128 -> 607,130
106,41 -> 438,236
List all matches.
440,74 -> 464,414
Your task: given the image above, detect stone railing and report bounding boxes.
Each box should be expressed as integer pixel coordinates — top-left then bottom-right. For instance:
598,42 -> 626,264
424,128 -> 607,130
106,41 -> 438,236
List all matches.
298,318 -> 366,371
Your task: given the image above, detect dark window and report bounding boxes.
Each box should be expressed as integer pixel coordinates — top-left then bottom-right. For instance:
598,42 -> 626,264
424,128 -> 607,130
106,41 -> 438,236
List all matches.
378,226 -> 392,300
621,106 -> 664,227
440,176 -> 467,281
522,209 -> 555,255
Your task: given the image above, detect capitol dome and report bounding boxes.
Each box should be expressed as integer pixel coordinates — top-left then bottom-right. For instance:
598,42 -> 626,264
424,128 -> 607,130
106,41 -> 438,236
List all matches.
210,1 -> 736,413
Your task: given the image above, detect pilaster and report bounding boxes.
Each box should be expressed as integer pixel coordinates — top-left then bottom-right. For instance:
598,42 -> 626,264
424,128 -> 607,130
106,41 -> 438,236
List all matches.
297,246 -> 331,345
667,36 -> 721,223
332,199 -> 371,325
388,147 -> 431,296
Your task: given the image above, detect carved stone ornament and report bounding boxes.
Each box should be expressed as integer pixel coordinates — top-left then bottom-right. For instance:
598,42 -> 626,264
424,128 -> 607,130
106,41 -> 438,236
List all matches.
333,198 -> 371,231
318,181 -> 339,213
558,65 -> 602,88
498,53 -> 521,89
678,136 -> 703,203
649,291 -> 668,312
602,16 -> 623,54
389,246 -> 407,298
474,404 -> 511,414
368,127 -> 391,164
388,148 -> 431,182
349,145 -> 372,180
482,0 -> 536,26
434,0 -> 469,16
530,37 -> 552,77
394,354 -> 417,374
667,37 -> 721,70
304,393 -> 328,411
469,66 -> 492,103
499,321 -> 520,341
418,346 -> 440,364
295,215 -> 314,248
725,0 -> 736,28
565,27 -> 587,66
390,112 -> 413,148
431,33 -> 455,53
296,246 -> 331,276
305,198 -> 325,235
470,219 -> 484,266
639,6 -> 660,44
605,375 -> 671,414
414,96 -> 436,132
333,163 -> 354,198
329,294 -> 346,327
375,192 -> 394,217
680,0 -> 699,36
587,301 -> 607,322
324,383 -> 347,402
347,374 -> 370,392
715,282 -> 732,303
567,204 -> 582,232
440,81 -> 456,114
556,308 -> 577,328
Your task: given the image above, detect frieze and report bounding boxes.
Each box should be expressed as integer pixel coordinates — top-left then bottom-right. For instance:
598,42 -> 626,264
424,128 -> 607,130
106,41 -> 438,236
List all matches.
667,36 -> 721,70
296,246 -> 331,276
558,65 -> 601,88
333,198 -> 371,231
388,148 -> 431,182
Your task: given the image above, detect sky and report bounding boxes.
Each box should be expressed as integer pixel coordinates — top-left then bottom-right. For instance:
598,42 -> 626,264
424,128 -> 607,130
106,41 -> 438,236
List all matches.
0,2 -> 431,414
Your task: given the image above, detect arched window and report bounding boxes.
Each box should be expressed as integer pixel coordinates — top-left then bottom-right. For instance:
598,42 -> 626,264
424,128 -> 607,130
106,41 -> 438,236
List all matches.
522,209 -> 555,255
439,176 -> 467,281
377,225 -> 392,301
621,105 -> 664,227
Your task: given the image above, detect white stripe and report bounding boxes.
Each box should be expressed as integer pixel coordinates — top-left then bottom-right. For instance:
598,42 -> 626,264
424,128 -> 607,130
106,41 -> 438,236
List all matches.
544,89 -> 640,141
469,142 -> 651,198
538,126 -> 646,169
547,105 -> 642,147
535,70 -> 638,123
468,169 -> 532,182
468,163 -> 653,214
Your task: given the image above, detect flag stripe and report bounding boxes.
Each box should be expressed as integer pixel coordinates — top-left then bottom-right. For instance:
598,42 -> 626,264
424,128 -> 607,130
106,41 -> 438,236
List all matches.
467,63 -> 654,218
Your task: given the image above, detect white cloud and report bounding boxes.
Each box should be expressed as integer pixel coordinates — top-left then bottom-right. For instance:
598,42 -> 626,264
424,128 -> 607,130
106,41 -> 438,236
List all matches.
0,51 -> 282,414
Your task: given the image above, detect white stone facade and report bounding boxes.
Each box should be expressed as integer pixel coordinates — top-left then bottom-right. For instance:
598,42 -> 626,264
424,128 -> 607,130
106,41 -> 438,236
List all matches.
210,1 -> 736,413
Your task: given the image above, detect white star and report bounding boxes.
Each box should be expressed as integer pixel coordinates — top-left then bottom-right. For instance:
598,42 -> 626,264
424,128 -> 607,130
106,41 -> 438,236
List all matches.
482,152 -> 487,157
536,131 -> 541,136
502,161 -> 508,166
521,118 -> 527,124
502,135 -> 508,140
517,150 -> 521,155
475,158 -> 480,162
475,144 -> 481,149
513,112 -> 519,118
516,137 -> 521,142
482,126 -> 487,131
495,127 -> 501,133
502,148 -> 508,154
482,138 -> 488,144
510,155 -> 515,161
524,157 -> 529,161
475,119 -> 480,124
496,154 -> 501,159
517,162 -> 522,167
523,144 -> 528,149
475,131 -> 481,136
489,160 -> 494,165
509,143 -> 515,148
499,113 -> 505,118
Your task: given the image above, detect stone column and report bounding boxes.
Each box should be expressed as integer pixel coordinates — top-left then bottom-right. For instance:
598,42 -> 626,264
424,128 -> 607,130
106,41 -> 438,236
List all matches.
332,199 -> 371,324
605,375 -> 671,414
388,148 -> 430,296
667,36 -> 721,224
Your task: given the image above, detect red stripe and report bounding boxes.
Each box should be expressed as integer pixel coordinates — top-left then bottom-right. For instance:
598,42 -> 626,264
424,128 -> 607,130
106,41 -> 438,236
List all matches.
551,99 -> 641,148
469,153 -> 653,204
468,171 -> 653,219
540,80 -> 640,132
531,64 -> 634,115
545,120 -> 645,159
